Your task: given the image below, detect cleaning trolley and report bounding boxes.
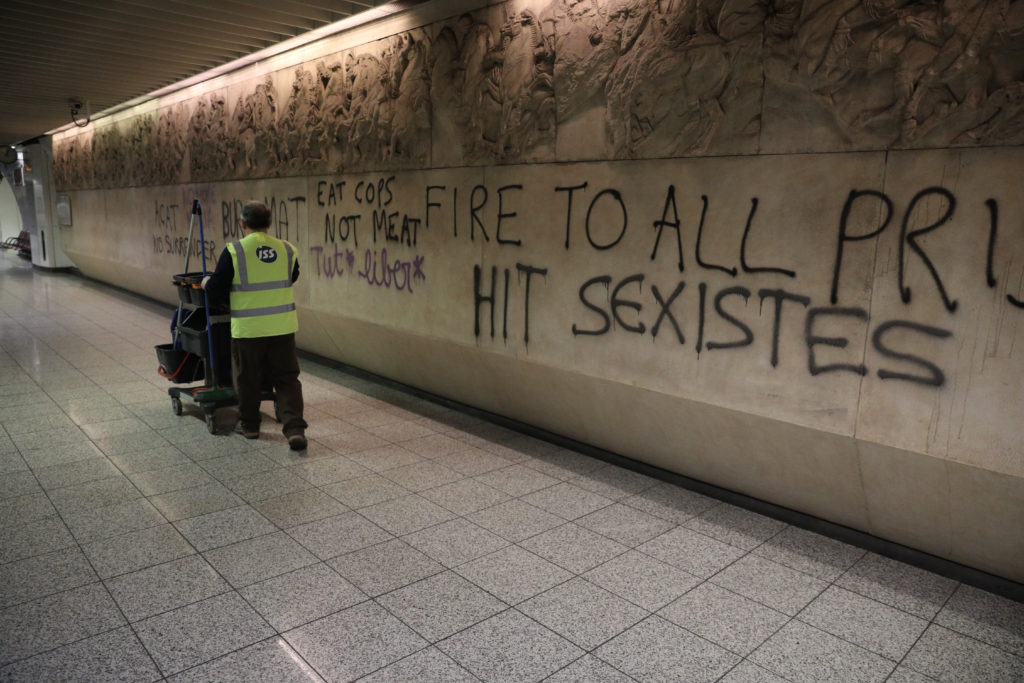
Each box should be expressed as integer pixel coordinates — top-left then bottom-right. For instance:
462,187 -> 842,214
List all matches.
155,200 -> 277,434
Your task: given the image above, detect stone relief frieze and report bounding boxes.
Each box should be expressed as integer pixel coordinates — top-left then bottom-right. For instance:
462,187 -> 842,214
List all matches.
762,0 -> 1024,150
53,0 -> 1024,190
548,0 -> 765,157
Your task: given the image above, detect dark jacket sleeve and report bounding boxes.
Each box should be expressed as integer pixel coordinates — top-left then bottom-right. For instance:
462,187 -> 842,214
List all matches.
203,248 -> 234,304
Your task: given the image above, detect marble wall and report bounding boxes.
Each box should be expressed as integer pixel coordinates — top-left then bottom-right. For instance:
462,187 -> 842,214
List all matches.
50,0 -> 1024,581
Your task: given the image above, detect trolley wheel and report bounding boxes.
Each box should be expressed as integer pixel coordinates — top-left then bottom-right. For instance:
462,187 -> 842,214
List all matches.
205,411 -> 217,434
171,396 -> 183,416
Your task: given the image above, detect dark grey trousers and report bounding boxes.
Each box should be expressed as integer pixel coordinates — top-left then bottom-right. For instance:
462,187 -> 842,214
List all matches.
230,333 -> 307,436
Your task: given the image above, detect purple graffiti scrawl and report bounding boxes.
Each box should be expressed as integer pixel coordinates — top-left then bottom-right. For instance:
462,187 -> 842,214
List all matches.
358,248 -> 426,293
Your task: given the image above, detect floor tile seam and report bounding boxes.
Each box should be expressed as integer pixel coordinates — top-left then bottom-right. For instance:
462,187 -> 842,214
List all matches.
249,582 -> 382,634
173,507 -> 282,548
512,524 -> 637,577
546,569 -> 665,617
0,518 -> 76,557
448,553 -> 579,609
171,633 -> 328,683
488,515 -> 591,548
0,501 -> 59,531
590,612 -> 748,669
191,519 -> 288,555
0,571 -> 106,613
390,513 -> 504,556
549,652 -> 645,683
673,509 -> 793,559
375,561 -> 520,612
652,519 -> 760,563
0,620 -> 144,675
701,548 -> 823,614
713,659 -> 775,683
133,477 -> 223,501
776,615 -> 910,676
65,502 -> 173,545
615,493 -> 707,527
825,561 -> 957,625
198,460 -> 289,485
356,643 -> 479,683
333,558 -> 450,601
0,465 -> 50,521
1,467 -> 128,608
111,581 -> 242,630
786,611 -> 920,665
33,466 -> 136,495
536,497 -> 622,528
91,542 -> 205,583
240,554 -> 354,591
281,514 -> 395,561
659,577 -> 794,632
363,588 -> 496,647
885,618 -> 944,682
913,619 -> 1024,664
133,594 -> 281,680
526,599 -> 655,657
733,521 -> 865,586
431,604 -> 583,658
0,531 -> 80,567
740,613 -> 841,682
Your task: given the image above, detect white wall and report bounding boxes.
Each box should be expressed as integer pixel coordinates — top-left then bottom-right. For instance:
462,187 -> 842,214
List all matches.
0,172 -> 23,241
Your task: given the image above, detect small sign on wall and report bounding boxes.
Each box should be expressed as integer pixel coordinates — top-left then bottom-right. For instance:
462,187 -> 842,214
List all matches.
56,194 -> 72,227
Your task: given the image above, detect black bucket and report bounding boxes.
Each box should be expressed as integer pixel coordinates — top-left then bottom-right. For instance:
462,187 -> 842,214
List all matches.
155,343 -> 203,383
172,273 -> 206,306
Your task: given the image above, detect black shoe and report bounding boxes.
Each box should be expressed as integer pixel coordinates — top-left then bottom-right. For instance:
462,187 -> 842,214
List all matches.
234,424 -> 259,439
287,433 -> 307,451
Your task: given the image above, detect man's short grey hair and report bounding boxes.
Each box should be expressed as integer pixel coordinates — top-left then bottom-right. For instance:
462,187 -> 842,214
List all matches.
241,201 -> 271,230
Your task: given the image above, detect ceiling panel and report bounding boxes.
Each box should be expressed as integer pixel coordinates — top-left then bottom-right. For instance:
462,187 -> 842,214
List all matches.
0,0 -> 394,147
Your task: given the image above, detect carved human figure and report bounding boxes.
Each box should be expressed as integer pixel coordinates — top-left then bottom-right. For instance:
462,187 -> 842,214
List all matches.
461,17 -> 501,160
342,50 -> 387,165
155,103 -> 187,185
281,65 -> 323,168
388,33 -> 432,163
319,60 -> 347,166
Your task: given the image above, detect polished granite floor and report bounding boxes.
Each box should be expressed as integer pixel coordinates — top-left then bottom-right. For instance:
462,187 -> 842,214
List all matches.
0,251 -> 1022,682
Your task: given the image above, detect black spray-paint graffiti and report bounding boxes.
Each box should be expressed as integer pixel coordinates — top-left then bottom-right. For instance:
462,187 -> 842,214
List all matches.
832,187 -> 1024,310
317,176 -> 423,249
221,196 -> 307,243
151,200 -> 217,262
570,275 -> 950,386
474,264 -> 548,344
466,182 -> 1024,388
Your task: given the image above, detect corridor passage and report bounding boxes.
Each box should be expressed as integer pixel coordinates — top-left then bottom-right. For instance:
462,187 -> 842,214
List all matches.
1,252 -> 1022,681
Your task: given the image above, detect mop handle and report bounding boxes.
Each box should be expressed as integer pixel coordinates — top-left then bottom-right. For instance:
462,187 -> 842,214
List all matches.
171,203 -> 200,348
196,201 -> 219,385
183,203 -> 198,274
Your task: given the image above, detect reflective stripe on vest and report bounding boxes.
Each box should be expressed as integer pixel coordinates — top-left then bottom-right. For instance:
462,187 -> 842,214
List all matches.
231,303 -> 296,318
227,234 -> 298,338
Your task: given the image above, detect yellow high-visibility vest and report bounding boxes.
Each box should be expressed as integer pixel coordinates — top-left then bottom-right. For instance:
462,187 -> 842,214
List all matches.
227,232 -> 298,338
